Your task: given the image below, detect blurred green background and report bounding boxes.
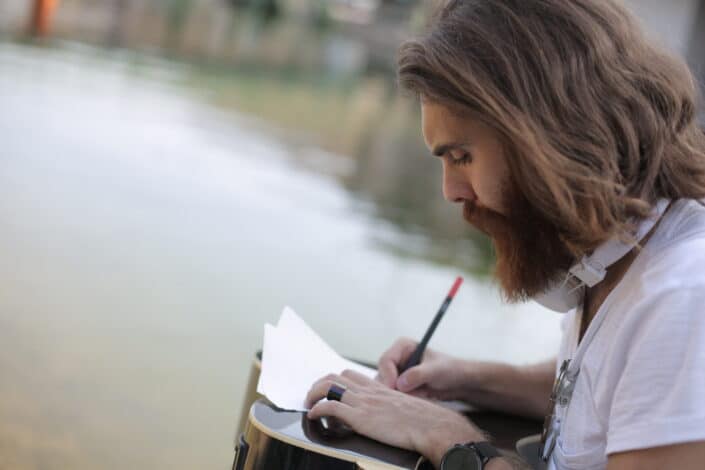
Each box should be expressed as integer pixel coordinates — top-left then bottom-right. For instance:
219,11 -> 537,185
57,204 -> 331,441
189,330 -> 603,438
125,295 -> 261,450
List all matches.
0,1 -> 703,468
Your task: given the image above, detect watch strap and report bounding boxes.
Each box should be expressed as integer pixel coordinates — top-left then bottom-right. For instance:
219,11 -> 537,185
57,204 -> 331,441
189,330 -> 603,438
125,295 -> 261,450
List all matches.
469,441 -> 501,466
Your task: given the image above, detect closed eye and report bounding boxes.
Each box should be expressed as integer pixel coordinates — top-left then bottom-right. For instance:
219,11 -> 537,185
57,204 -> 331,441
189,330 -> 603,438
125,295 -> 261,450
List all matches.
446,151 -> 473,166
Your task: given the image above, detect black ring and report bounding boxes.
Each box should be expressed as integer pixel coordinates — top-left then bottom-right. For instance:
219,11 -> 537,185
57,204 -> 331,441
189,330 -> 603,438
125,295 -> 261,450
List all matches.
326,383 -> 346,402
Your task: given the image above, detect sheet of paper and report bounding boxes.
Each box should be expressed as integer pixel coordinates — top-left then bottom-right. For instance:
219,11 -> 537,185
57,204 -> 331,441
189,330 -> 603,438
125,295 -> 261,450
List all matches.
256,306 -> 376,412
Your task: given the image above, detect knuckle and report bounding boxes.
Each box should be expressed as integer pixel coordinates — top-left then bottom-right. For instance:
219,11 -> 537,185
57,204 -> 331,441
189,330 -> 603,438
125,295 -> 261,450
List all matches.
315,400 -> 332,413
314,401 -> 328,413
309,404 -> 324,418
326,401 -> 343,414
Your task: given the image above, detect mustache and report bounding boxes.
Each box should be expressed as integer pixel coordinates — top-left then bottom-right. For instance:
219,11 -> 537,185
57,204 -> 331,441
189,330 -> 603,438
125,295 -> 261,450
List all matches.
462,199 -> 507,235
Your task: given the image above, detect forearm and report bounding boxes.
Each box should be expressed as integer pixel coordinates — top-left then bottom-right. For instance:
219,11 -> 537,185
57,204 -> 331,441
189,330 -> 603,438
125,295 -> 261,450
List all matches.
418,409 -> 532,469
418,400 -> 540,469
458,358 -> 555,420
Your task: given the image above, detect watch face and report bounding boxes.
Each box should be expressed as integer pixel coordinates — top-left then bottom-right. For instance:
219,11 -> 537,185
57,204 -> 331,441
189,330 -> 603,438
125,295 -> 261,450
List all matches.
442,446 -> 483,470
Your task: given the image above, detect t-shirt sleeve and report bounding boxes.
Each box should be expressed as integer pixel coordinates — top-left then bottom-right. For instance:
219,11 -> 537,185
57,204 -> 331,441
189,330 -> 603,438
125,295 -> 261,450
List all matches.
606,285 -> 705,455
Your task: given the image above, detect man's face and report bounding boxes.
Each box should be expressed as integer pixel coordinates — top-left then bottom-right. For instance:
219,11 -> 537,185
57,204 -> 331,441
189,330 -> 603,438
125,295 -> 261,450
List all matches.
421,100 -> 573,301
421,100 -> 509,218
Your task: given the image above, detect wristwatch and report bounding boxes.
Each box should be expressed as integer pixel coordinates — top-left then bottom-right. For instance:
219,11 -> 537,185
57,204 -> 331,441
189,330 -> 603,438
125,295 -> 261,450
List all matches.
440,441 -> 501,470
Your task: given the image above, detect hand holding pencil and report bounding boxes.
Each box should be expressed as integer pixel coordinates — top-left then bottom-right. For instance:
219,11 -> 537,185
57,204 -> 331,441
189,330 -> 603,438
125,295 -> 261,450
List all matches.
376,277 -> 466,398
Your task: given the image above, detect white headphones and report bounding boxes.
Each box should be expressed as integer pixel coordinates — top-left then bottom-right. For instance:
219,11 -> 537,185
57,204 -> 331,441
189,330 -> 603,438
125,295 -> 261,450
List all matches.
533,199 -> 670,313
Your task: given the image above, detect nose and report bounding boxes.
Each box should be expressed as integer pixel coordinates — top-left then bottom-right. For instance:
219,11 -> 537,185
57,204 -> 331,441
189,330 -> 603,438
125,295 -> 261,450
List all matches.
442,161 -> 474,203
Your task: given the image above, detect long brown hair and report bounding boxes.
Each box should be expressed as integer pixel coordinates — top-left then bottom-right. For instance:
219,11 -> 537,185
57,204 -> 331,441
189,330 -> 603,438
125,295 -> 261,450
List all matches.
398,0 -> 705,257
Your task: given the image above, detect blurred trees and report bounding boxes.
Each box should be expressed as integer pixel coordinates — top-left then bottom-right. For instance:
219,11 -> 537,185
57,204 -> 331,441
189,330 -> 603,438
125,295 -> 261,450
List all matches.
688,0 -> 705,123
228,0 -> 281,23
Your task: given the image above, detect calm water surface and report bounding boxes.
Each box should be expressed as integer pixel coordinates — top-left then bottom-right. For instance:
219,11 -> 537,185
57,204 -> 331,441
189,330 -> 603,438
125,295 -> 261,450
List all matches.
0,42 -> 561,469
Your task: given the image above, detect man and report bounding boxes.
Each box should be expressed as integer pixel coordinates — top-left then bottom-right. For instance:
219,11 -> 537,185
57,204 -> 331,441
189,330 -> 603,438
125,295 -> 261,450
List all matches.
305,1 -> 705,468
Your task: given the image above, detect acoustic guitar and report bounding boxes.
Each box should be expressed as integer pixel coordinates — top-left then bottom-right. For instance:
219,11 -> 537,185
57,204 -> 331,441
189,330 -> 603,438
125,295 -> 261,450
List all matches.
233,352 -> 542,470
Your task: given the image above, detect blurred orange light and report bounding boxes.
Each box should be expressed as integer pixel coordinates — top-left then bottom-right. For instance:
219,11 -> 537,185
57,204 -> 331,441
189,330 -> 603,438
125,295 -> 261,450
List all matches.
30,0 -> 59,37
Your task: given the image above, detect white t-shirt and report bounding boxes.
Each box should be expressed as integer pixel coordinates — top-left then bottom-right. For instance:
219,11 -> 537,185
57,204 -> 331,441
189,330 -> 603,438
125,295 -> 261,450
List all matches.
548,199 -> 705,470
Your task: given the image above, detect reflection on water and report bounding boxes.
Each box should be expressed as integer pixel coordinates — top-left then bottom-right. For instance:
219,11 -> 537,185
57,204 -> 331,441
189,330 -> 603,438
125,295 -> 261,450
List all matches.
183,53 -> 495,275
0,42 -> 561,469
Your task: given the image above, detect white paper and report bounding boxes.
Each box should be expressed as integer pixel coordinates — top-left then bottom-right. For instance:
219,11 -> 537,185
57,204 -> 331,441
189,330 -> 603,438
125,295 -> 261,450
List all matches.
256,306 -> 376,411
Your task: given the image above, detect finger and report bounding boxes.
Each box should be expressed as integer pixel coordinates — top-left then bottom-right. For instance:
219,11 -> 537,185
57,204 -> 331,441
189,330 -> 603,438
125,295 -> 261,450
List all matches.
322,387 -> 362,407
377,338 -> 417,388
305,375 -> 356,409
305,377 -> 343,408
309,373 -> 355,396
396,364 -> 429,393
306,373 -> 334,405
406,385 -> 432,399
376,361 -> 398,388
341,369 -> 376,386
306,399 -> 358,424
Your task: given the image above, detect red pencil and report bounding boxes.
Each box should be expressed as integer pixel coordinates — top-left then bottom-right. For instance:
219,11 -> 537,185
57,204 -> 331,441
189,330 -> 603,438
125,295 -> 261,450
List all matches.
399,276 -> 463,372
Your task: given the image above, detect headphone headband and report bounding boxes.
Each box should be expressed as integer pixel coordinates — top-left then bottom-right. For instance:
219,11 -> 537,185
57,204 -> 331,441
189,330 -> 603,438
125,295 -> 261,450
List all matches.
534,199 -> 670,312
571,199 -> 670,287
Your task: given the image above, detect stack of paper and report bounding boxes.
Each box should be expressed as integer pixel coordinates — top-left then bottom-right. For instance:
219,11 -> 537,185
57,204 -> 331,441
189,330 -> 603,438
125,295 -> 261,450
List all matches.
257,306 -> 376,412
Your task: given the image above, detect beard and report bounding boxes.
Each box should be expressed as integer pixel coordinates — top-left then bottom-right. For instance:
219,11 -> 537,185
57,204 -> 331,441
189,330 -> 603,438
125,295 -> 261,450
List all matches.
463,189 -> 574,303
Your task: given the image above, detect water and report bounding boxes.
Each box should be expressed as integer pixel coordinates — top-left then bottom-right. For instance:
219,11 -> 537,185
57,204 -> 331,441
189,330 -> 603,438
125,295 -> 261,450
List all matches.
0,41 -> 561,469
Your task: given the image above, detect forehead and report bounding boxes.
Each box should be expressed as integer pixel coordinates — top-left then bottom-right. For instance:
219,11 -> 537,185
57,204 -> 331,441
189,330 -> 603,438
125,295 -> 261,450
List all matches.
421,101 -> 481,149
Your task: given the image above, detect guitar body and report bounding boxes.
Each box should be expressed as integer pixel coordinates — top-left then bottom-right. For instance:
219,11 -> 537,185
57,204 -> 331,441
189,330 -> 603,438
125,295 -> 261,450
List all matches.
234,352 -> 542,470
235,400 -> 423,470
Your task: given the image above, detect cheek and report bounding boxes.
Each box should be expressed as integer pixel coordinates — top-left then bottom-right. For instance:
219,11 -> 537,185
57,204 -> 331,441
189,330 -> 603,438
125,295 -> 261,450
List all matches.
471,134 -> 511,213
472,165 -> 507,213
475,184 -> 498,210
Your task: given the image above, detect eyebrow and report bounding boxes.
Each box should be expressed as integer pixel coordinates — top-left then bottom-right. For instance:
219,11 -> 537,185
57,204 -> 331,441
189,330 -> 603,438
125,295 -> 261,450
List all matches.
431,141 -> 471,157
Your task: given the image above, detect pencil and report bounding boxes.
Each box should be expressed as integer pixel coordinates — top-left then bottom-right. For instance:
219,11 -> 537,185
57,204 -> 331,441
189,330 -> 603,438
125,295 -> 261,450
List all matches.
399,276 -> 464,373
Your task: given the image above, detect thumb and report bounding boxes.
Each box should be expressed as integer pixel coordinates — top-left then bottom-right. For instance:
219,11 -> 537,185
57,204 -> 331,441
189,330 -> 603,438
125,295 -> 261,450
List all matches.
396,365 -> 429,393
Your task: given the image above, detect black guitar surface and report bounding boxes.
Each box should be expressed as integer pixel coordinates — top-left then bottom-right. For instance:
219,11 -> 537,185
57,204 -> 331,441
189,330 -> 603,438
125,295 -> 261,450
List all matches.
236,399 -> 422,469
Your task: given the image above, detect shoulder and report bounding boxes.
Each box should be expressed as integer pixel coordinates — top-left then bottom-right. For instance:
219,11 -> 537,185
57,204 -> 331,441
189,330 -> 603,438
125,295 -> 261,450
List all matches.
646,199 -> 705,265
584,201 -> 705,378
625,199 -> 705,301
603,280 -> 705,454
569,203 -> 705,456
613,251 -> 705,354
